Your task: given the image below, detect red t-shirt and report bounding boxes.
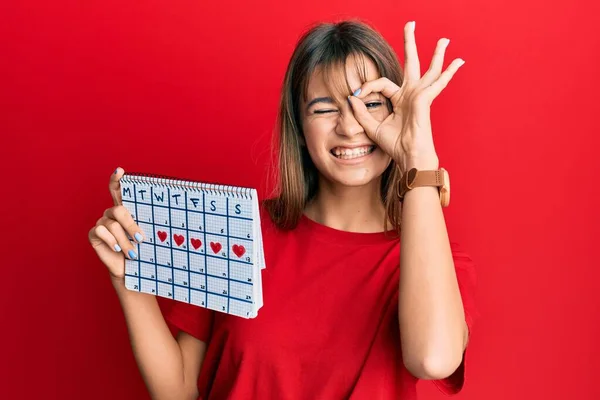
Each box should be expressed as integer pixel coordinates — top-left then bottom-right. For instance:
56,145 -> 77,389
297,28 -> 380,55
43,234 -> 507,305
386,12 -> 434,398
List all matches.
161,206 -> 478,399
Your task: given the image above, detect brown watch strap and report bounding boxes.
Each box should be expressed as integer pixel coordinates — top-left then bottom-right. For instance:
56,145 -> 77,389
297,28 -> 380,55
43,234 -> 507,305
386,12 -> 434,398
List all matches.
397,169 -> 446,199
413,170 -> 445,187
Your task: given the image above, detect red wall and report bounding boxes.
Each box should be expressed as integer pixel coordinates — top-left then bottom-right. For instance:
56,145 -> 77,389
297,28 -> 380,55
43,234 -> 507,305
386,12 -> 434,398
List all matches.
2,1 -> 598,399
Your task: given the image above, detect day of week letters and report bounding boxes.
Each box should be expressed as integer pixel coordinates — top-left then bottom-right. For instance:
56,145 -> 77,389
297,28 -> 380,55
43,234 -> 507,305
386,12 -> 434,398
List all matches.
171,194 -> 181,205
154,191 -> 165,202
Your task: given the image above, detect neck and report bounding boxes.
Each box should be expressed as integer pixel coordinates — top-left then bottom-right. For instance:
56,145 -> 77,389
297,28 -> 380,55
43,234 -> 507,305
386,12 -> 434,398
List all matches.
304,175 -> 389,233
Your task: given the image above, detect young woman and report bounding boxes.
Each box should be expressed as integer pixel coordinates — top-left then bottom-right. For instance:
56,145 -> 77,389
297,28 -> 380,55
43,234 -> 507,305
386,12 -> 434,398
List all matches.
89,19 -> 477,400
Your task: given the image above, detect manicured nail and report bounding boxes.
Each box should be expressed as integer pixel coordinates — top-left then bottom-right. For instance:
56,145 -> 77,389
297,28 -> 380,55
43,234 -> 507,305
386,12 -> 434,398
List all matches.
114,168 -> 119,174
134,232 -> 143,242
114,244 -> 122,252
128,250 -> 137,259
353,88 -> 361,96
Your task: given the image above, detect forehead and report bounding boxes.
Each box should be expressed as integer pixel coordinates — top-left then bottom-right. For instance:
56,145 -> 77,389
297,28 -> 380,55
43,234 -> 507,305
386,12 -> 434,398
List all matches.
303,54 -> 381,104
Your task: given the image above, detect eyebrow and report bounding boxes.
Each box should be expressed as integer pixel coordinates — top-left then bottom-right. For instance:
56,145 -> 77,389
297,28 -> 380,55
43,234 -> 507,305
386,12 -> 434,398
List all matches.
306,96 -> 334,111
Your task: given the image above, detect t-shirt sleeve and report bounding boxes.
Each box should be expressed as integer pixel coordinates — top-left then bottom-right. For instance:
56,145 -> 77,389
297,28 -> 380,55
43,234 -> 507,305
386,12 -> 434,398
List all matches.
433,240 -> 479,395
159,298 -> 215,343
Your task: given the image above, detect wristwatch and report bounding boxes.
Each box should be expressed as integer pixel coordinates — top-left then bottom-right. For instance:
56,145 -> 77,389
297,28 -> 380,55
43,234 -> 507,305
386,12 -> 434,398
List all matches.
397,167 -> 451,207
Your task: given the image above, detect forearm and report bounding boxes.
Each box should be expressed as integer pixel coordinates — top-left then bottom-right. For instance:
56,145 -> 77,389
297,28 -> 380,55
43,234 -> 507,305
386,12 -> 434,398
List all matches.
112,278 -> 196,400
398,185 -> 466,379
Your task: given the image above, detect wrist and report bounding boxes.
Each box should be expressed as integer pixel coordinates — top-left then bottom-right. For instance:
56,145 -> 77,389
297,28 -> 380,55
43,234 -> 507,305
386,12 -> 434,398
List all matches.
395,153 -> 440,172
110,274 -> 126,290
405,156 -> 439,171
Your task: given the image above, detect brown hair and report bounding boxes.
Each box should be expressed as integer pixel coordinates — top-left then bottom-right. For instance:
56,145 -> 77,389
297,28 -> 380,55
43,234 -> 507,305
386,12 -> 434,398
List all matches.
264,19 -> 405,232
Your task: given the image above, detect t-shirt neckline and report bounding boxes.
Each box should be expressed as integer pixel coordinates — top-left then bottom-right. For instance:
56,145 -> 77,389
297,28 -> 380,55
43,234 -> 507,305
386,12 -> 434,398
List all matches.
299,214 -> 399,245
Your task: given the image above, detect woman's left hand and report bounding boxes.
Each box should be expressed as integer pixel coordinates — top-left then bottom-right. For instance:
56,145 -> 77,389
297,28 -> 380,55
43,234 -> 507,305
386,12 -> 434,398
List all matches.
347,21 -> 465,173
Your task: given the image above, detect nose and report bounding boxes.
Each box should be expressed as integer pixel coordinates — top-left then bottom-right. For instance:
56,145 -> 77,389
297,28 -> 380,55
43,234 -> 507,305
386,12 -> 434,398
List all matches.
335,110 -> 364,137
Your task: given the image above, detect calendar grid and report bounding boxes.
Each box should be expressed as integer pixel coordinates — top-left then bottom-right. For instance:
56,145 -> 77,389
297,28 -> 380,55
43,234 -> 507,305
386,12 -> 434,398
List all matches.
202,192 -> 208,306
142,203 -> 253,221
168,187 -> 174,299
133,184 -> 140,288
148,215 -> 250,237
120,173 -> 265,319
185,191 -> 190,302
151,186 -> 158,295
131,278 -> 253,303
226,197 -> 230,314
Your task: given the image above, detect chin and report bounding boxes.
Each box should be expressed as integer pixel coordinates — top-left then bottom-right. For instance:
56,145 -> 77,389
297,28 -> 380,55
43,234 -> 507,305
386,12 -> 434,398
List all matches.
329,170 -> 380,187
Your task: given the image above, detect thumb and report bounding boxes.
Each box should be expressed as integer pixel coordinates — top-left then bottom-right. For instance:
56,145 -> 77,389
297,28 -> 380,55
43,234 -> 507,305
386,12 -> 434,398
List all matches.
347,96 -> 380,138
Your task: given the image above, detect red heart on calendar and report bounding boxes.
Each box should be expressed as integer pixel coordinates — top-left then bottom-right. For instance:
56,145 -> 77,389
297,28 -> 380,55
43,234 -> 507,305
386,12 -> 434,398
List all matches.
157,231 -> 167,242
210,242 -> 222,254
191,238 -> 202,249
173,234 -> 185,246
232,244 -> 246,258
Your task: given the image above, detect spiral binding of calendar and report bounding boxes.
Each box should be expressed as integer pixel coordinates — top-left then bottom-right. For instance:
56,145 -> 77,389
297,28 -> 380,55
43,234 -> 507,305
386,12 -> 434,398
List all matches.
120,172 -> 254,199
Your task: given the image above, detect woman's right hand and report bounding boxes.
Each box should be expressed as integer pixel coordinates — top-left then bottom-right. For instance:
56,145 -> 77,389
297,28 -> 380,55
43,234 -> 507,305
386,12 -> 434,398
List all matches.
88,167 -> 146,283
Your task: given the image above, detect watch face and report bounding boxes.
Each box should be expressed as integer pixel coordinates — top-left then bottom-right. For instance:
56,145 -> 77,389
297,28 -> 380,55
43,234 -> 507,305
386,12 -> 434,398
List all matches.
440,168 -> 450,207
442,169 -> 450,191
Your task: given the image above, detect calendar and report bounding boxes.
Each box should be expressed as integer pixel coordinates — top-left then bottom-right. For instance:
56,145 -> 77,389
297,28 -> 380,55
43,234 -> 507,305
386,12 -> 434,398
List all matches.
119,172 -> 266,319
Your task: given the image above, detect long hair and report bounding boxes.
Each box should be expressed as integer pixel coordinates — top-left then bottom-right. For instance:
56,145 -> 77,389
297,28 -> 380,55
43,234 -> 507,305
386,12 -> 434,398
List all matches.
264,19 -> 405,232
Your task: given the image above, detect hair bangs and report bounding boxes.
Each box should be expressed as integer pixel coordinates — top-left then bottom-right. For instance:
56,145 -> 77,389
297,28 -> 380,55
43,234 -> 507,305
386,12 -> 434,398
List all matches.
301,48 -> 373,108
323,53 -> 371,105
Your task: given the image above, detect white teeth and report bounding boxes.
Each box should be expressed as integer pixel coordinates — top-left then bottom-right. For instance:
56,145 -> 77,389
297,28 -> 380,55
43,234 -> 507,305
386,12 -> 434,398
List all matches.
331,146 -> 374,159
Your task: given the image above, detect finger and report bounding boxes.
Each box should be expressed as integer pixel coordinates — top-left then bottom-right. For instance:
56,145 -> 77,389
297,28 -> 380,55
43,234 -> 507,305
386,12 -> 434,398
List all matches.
403,21 -> 421,82
422,38 -> 450,87
347,96 -> 381,137
353,77 -> 401,102
89,223 -> 124,254
109,167 -> 124,206
99,216 -> 140,260
425,58 -> 465,99
104,205 -> 146,244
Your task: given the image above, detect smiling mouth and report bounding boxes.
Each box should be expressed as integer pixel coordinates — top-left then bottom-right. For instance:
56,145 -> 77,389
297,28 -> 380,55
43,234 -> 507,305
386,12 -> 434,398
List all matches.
330,145 -> 376,160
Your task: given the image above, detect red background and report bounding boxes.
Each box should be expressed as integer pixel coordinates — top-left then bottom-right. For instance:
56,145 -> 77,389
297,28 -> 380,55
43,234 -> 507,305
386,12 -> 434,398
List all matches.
2,1 -> 598,399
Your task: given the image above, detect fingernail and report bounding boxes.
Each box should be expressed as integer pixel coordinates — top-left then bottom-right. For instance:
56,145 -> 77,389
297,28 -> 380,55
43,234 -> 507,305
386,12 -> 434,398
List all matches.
128,249 -> 138,259
114,168 -> 119,174
458,59 -> 465,66
134,232 -> 143,242
114,244 -> 122,252
353,88 -> 361,96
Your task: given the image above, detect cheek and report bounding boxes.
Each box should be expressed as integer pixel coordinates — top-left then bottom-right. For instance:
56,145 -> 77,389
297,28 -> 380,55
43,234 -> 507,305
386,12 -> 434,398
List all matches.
304,136 -> 328,164
303,120 -> 334,152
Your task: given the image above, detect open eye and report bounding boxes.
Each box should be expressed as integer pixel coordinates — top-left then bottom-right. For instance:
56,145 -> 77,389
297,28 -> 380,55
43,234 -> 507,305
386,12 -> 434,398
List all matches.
366,101 -> 383,109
